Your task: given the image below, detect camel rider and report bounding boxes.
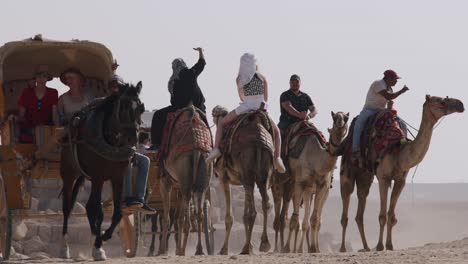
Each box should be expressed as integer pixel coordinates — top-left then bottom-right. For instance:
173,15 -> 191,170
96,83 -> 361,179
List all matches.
151,47 -> 207,151
278,74 -> 317,134
351,69 -> 409,160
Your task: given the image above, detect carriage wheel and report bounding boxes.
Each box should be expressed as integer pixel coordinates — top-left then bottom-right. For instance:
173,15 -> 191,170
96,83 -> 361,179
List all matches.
203,199 -> 214,255
119,212 -> 141,258
0,178 -> 12,260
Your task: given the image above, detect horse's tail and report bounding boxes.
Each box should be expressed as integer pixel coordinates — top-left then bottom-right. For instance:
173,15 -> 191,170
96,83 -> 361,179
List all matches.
70,175 -> 85,206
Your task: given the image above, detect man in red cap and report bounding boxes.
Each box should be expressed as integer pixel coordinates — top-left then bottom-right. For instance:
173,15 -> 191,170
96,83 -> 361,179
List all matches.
351,69 -> 409,161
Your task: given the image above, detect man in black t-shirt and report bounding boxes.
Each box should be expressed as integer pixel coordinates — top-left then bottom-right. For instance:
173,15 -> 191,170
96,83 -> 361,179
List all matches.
278,74 -> 317,132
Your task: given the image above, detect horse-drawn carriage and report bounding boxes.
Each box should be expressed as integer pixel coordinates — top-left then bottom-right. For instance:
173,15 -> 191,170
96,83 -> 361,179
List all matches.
0,35 -> 214,260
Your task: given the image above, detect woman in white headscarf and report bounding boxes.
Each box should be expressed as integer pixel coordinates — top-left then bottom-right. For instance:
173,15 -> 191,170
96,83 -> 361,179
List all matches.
206,53 -> 285,173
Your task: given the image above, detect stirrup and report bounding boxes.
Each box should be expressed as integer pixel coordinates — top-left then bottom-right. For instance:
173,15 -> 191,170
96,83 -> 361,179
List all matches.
206,148 -> 221,163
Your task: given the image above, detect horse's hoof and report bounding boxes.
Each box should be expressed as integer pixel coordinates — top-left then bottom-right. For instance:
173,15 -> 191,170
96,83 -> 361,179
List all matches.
259,241 -> 271,253
92,247 -> 107,261
60,245 -> 71,259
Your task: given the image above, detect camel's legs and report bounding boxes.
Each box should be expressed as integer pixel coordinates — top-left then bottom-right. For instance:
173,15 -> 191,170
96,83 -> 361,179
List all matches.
181,195 -> 191,256
355,177 -> 373,252
386,179 -> 406,251
240,185 -> 256,255
283,184 -> 303,253
339,168 -> 355,252
194,191 -> 206,255
281,182 -> 293,250
310,184 -> 329,253
376,179 -> 390,251
258,183 -> 271,252
157,180 -> 172,256
219,181 -> 233,255
297,190 -> 312,253
272,183 -> 283,253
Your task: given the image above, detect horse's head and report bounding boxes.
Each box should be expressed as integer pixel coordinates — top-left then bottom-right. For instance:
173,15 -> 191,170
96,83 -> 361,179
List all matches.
110,81 -> 145,146
328,111 -> 349,146
424,95 -> 464,122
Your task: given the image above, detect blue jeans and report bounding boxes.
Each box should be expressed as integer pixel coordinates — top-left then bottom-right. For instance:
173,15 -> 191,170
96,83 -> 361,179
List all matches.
352,108 -> 379,153
124,153 -> 150,201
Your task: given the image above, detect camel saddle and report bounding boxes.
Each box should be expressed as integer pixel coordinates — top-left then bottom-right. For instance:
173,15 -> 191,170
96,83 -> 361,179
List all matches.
157,106 -> 212,164
219,110 -> 274,156
67,98 -> 135,162
282,120 -> 327,159
347,109 -> 407,172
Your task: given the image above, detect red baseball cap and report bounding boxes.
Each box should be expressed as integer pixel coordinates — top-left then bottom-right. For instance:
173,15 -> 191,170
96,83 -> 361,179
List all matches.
383,69 -> 401,79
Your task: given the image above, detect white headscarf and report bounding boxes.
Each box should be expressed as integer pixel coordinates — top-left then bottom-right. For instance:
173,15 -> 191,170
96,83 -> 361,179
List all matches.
237,53 -> 257,88
168,58 -> 187,96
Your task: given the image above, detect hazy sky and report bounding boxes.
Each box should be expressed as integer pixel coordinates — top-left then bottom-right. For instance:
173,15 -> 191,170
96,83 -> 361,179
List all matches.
1,0 -> 466,183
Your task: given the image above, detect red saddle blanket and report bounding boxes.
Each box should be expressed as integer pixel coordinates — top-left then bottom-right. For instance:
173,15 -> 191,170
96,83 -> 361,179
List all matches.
158,107 -> 212,162
346,109 -> 406,171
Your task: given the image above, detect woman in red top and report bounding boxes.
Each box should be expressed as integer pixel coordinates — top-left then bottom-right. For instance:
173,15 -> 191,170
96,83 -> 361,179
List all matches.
17,68 -> 58,143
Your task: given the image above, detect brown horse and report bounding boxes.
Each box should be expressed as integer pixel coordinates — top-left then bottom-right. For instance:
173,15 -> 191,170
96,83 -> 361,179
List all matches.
60,82 -> 144,261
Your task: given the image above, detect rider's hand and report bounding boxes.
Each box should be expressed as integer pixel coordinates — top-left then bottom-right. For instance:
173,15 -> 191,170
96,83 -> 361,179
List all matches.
298,112 -> 308,120
193,47 -> 204,52
387,100 -> 394,110
401,85 -> 409,93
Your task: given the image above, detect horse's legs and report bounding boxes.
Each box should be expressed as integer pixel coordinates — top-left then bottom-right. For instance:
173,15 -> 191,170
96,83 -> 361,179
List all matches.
86,180 -> 106,261
219,180 -> 233,255
102,175 -> 124,241
259,183 -> 271,253
157,180 -> 171,256
194,191 -> 205,255
61,174 -> 82,259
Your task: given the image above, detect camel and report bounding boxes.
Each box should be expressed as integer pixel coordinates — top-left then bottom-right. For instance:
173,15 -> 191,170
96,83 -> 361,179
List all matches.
339,95 -> 464,252
157,106 -> 213,256
215,110 -> 274,255
283,111 -> 349,253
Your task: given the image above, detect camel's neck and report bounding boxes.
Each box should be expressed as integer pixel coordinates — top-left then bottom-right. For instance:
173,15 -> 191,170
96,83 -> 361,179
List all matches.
316,129 -> 343,174
398,106 -> 437,170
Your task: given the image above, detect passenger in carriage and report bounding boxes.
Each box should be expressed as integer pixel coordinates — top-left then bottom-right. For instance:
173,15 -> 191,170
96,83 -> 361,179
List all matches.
16,66 -> 58,143
206,53 -> 286,173
55,68 -> 93,125
150,47 -> 207,150
351,70 -> 409,161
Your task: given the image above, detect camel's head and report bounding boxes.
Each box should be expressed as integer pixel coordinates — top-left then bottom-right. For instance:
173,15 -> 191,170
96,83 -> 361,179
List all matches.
328,111 -> 349,142
424,95 -> 464,121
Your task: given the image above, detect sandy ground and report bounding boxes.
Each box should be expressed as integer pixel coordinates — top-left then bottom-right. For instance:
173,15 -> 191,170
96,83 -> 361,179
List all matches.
5,237 -> 468,264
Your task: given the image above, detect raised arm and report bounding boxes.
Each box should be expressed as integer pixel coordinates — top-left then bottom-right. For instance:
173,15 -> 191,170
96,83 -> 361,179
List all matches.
190,47 -> 206,77
378,85 -> 409,100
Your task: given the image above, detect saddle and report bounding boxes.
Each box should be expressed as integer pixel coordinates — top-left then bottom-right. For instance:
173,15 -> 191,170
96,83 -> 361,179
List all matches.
67,98 -> 135,162
347,109 -> 407,172
158,106 -> 212,163
220,109 -> 274,156
282,121 -> 327,159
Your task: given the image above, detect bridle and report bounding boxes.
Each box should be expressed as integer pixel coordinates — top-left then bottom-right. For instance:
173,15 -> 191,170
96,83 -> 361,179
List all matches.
426,98 -> 449,123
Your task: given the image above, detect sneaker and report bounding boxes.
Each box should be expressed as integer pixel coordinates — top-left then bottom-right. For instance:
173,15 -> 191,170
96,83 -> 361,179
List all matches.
137,203 -> 157,215
126,197 -> 143,208
206,148 -> 221,163
274,157 -> 286,173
